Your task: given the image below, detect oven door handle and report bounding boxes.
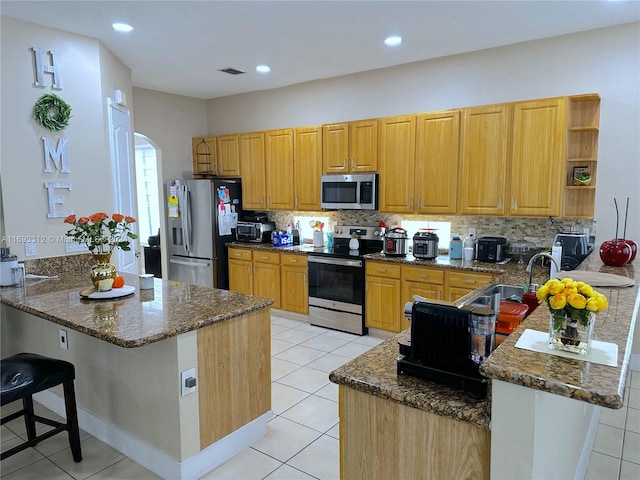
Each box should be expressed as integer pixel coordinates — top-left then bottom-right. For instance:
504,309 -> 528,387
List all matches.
308,256 -> 362,268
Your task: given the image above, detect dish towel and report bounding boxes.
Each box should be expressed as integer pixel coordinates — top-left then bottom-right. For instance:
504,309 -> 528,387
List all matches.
557,271 -> 634,287
514,329 -> 618,367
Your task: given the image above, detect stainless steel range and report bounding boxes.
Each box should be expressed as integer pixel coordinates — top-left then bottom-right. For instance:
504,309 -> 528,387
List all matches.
308,225 -> 385,335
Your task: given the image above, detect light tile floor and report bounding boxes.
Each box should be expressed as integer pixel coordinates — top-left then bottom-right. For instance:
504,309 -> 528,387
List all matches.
1,310 -> 639,479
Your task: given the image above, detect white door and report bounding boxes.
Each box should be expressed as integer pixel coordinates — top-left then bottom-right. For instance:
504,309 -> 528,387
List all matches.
108,98 -> 139,274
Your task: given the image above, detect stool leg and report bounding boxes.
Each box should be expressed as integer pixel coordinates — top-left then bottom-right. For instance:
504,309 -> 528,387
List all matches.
63,381 -> 82,462
23,395 -> 37,441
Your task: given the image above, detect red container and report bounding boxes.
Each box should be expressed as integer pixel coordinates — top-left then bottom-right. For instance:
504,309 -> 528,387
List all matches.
497,301 -> 529,335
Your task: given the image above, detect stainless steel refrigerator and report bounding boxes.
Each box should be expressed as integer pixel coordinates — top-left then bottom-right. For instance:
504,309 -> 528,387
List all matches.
166,178 -> 242,289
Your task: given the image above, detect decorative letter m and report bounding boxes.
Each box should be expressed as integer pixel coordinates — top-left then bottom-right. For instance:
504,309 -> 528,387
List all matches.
42,137 -> 70,173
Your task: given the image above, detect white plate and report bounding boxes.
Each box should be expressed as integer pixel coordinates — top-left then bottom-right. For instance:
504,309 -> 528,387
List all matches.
80,285 -> 135,299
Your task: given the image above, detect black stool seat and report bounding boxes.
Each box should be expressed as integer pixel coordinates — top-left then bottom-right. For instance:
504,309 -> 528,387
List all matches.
1,353 -> 82,462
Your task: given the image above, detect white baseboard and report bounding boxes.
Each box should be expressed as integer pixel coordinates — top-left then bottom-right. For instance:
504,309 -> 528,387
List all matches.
34,390 -> 270,480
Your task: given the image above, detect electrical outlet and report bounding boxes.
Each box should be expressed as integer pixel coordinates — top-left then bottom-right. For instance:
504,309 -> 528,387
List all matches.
25,241 -> 37,256
468,227 -> 477,237
65,240 -> 88,253
181,368 -> 196,396
59,329 -> 68,349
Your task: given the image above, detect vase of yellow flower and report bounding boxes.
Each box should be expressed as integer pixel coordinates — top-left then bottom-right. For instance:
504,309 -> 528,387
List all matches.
536,277 -> 608,355
64,212 -> 137,291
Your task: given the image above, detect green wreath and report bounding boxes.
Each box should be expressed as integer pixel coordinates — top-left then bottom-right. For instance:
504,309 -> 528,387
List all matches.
33,93 -> 72,131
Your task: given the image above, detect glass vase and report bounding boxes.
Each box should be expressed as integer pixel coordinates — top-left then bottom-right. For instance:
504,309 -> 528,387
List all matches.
548,312 -> 595,355
90,252 -> 117,291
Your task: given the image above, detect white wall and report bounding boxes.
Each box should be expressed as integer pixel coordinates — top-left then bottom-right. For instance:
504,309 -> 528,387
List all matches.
206,23 -> 640,245
131,87 -> 207,183
0,16 -> 132,260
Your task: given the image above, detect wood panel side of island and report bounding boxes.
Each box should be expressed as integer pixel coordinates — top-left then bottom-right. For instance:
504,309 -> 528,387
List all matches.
197,308 -> 271,448
339,386 -> 490,480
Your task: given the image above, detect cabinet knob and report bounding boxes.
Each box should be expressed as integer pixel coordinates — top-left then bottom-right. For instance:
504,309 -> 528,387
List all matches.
497,197 -> 503,209
343,159 -> 347,168
351,158 -> 355,170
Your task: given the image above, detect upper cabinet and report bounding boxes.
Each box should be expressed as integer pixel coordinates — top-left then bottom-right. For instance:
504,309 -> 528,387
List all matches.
459,105 -> 510,216
378,115 -> 416,213
508,98 -> 566,217
239,132 -> 266,210
192,137 -> 217,176
322,120 -> 378,173
265,128 -> 295,210
216,134 -> 241,177
294,126 -> 322,211
415,111 -> 461,214
563,94 -> 600,219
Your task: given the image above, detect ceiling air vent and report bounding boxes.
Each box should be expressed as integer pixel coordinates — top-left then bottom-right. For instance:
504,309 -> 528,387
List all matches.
218,68 -> 246,75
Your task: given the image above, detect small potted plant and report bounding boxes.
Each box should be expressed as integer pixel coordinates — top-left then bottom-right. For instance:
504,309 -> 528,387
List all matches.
573,167 -> 591,186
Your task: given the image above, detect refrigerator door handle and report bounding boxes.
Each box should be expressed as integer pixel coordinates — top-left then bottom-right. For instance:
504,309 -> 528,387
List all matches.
170,258 -> 211,268
179,184 -> 192,253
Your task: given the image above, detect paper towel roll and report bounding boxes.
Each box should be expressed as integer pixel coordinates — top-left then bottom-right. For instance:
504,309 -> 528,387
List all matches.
551,243 -> 562,279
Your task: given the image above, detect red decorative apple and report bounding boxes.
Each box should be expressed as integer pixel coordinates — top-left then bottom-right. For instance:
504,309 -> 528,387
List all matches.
599,239 -> 632,267
622,239 -> 637,263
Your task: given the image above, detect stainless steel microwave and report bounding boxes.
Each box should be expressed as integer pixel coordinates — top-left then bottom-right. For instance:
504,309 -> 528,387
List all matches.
320,173 -> 378,210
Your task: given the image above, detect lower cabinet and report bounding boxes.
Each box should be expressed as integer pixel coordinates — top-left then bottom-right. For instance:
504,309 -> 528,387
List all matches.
280,253 -> 309,314
229,247 -> 309,313
366,262 -> 496,333
445,270 -> 495,302
228,248 -> 281,309
366,262 -> 402,332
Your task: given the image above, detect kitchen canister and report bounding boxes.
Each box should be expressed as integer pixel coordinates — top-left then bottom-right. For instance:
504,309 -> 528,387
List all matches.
449,235 -> 463,259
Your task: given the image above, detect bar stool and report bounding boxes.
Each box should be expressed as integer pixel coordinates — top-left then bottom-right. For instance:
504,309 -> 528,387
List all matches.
1,353 -> 82,462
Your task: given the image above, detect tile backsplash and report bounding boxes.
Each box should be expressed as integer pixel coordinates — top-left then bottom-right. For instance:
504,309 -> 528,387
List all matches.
267,210 -> 596,249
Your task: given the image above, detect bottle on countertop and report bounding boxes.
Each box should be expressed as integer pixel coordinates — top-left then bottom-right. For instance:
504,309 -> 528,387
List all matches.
449,235 -> 463,259
463,232 -> 476,259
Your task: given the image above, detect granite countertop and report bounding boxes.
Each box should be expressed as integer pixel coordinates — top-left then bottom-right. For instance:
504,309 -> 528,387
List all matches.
0,271 -> 273,348
330,253 -> 638,425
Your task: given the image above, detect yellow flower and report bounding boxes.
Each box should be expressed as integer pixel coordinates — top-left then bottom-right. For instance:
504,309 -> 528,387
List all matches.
564,286 -> 579,297
586,298 -> 599,312
536,285 -> 549,302
549,293 -> 567,310
595,294 -> 608,312
560,277 -> 574,284
579,284 -> 595,297
546,280 -> 565,295
567,293 -> 587,309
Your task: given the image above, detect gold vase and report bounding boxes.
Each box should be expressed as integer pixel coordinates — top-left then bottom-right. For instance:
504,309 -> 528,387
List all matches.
90,252 -> 117,291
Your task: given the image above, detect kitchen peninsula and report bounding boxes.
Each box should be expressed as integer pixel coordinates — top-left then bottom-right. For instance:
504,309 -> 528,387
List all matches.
0,265 -> 273,480
330,254 -> 639,479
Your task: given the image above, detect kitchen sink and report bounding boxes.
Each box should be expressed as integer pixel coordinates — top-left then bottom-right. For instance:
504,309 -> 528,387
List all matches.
463,284 -> 525,309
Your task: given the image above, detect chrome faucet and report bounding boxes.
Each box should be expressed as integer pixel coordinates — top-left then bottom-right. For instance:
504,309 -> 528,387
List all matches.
526,253 -> 560,291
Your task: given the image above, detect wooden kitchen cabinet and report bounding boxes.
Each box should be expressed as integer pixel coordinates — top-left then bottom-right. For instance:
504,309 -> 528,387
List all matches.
192,136 -> 217,176
228,248 -> 281,309
322,119 -> 378,173
444,270 -> 495,302
239,132 -> 267,209
294,126 -> 322,211
378,115 -> 416,213
366,261 -> 402,332
459,105 -> 510,215
509,98 -> 566,217
228,247 -> 253,295
401,265 -> 445,330
265,128 -> 295,210
415,110 -> 460,214
216,134 -> 241,176
280,253 -> 308,314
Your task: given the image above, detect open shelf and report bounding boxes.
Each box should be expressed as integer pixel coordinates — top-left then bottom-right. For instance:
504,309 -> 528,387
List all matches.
563,94 -> 600,219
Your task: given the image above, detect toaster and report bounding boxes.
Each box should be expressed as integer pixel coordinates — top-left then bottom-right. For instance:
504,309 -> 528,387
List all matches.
476,236 -> 507,263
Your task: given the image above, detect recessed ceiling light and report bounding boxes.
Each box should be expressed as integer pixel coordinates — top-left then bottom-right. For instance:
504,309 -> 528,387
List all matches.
112,23 -> 134,33
256,65 -> 271,73
384,36 -> 402,47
